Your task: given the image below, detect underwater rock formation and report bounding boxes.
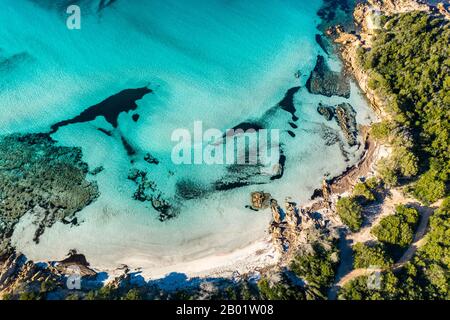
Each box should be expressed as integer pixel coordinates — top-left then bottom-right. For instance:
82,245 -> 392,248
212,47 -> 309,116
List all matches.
306,55 -> 350,98
315,34 -> 333,55
127,169 -> 178,221
334,103 -> 358,146
50,87 -> 152,133
0,133 -> 99,253
317,103 -> 335,121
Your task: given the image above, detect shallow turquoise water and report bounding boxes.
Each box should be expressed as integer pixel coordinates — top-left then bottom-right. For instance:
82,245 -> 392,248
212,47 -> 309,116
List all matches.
2,1 -> 376,274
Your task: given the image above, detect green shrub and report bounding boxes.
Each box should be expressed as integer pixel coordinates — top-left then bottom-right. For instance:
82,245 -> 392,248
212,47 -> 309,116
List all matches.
352,243 -> 393,269
121,288 -> 143,300
338,271 -> 399,300
353,180 -> 377,203
372,205 -> 419,247
412,169 -> 446,204
65,293 -> 80,300
371,121 -> 393,141
257,277 -> 305,300
377,158 -> 398,187
336,197 -> 363,232
19,291 -> 39,300
361,11 -> 449,203
290,242 -> 338,292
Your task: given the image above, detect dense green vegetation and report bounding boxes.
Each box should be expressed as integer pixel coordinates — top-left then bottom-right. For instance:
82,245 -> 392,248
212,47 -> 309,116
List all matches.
340,198 -> 450,300
372,205 -> 419,248
257,277 -> 305,300
336,178 -> 382,231
336,197 -> 363,232
353,178 -> 379,204
290,241 -> 339,296
352,243 -> 393,269
338,271 -> 399,300
340,9 -> 449,301
361,11 -> 449,204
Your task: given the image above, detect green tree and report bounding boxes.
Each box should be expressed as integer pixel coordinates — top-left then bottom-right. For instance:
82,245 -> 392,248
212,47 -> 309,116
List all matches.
372,205 -> 419,247
121,288 -> 143,300
336,197 -> 363,232
352,243 -> 393,269
412,169 -> 446,204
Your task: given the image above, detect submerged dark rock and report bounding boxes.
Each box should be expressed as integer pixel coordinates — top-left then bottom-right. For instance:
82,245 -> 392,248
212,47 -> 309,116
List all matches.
0,133 -> 99,251
28,0 -> 119,14
127,168 -> 178,221
144,153 -> 159,165
278,86 -> 301,121
98,0 -> 117,12
335,103 -> 358,147
151,198 -> 178,222
306,55 -> 350,98
317,103 -> 335,121
50,86 -> 152,133
97,128 -> 112,136
0,52 -> 31,73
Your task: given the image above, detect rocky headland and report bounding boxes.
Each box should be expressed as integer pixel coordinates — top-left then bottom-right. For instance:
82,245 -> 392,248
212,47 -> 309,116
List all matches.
1,0 -> 446,301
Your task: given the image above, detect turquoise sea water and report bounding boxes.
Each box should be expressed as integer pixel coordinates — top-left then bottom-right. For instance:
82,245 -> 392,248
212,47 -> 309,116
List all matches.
2,0 -> 376,275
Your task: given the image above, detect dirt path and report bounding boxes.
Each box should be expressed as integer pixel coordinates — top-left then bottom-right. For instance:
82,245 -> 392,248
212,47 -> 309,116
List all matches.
328,199 -> 441,299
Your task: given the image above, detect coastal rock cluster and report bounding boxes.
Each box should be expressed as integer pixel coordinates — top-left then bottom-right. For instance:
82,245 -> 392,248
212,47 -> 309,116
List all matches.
306,55 -> 351,98
317,103 -> 359,147
0,250 -> 97,298
268,198 -> 315,254
0,134 -> 99,255
0,251 -> 62,298
363,0 -> 430,15
329,0 -> 438,118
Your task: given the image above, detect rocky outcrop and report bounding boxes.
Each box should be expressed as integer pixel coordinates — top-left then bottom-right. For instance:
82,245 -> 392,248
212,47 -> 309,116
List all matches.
317,103 -> 335,121
335,103 -> 358,147
0,252 -> 62,297
364,0 -> 430,16
55,251 -> 97,278
269,198 -> 314,254
250,192 -> 272,210
0,250 -> 100,299
322,179 -> 332,208
317,102 -> 359,147
306,55 -> 350,98
331,0 -> 434,118
437,3 -> 450,20
271,199 -> 283,224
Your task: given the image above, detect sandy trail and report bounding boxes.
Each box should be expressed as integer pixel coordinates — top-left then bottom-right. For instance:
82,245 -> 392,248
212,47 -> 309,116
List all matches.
328,198 -> 441,299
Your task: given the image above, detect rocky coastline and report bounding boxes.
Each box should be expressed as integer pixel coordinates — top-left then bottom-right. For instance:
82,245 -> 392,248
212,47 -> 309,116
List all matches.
1,0 -> 444,300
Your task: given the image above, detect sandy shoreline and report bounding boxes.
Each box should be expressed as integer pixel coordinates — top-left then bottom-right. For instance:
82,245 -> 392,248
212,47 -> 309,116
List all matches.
100,124 -> 384,282
3,2 -> 388,286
